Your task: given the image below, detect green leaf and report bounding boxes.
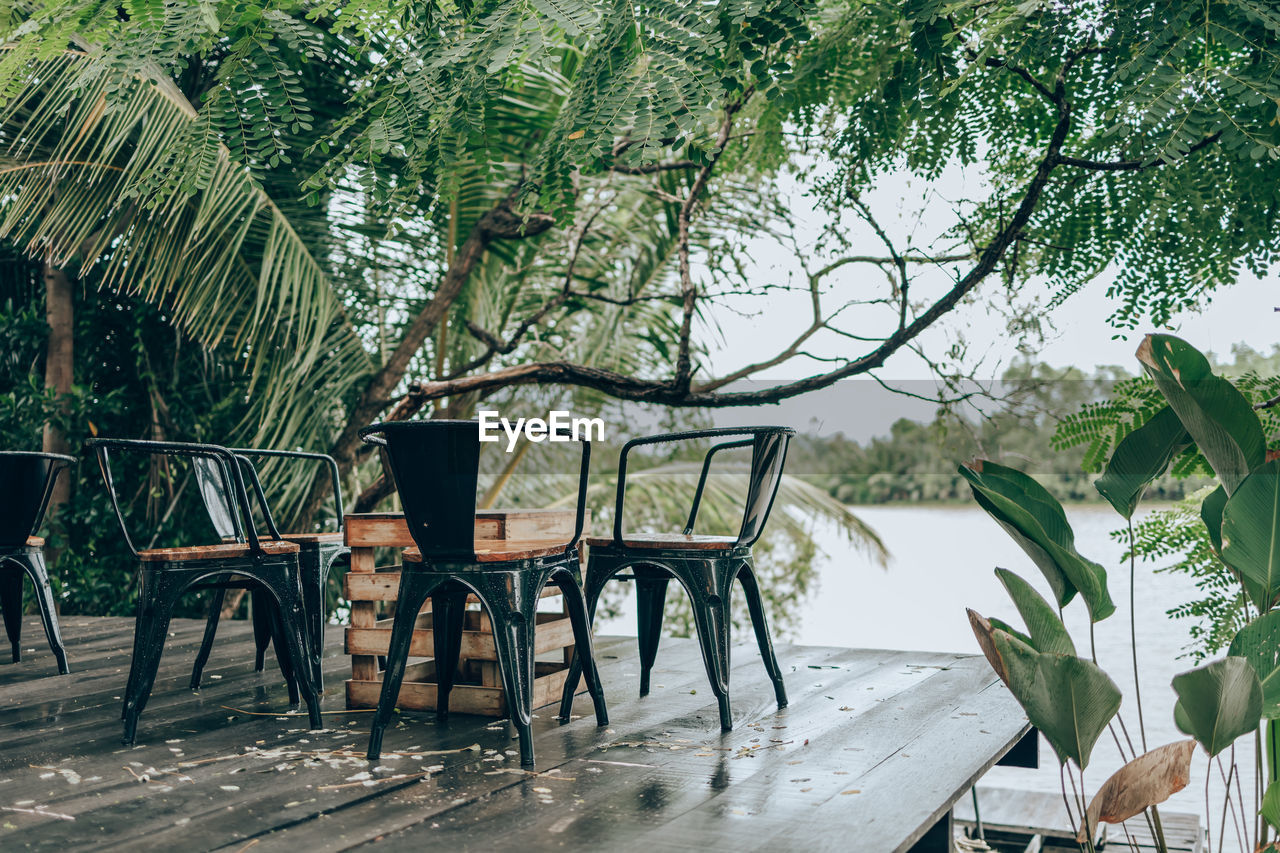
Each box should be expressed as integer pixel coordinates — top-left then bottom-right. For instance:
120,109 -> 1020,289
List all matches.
1137,334 -> 1265,496
1221,460 -> 1280,612
960,460 -> 1115,622
994,568 -> 1076,656
987,616 -> 1034,650
1095,406 -> 1191,519
1202,485 -> 1228,553
1264,780 -> 1280,832
1171,657 -> 1262,757
992,640 -> 1121,770
1229,610 -> 1280,719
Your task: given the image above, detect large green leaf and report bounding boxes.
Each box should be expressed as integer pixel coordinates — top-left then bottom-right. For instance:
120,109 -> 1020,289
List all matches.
994,568 -> 1075,656
1221,460 -> 1280,612
987,616 -> 1034,650
1202,485 -> 1228,553
960,461 -> 1115,622
1095,406 -> 1191,519
1263,780 -> 1280,832
1228,610 -> 1280,719
1171,657 -> 1262,757
992,639 -> 1121,770
1137,335 -> 1265,496
969,609 -> 1044,694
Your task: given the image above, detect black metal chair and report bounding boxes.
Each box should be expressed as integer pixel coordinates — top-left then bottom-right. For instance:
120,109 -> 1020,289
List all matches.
0,451 -> 75,674
86,438 -> 321,743
559,426 -> 794,732
361,420 -> 608,768
189,449 -> 347,693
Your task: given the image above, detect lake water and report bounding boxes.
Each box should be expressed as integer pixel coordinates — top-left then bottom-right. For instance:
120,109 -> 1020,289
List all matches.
595,503 -> 1243,821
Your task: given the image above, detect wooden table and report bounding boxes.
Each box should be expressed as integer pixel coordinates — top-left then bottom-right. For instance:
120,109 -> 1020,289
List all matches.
342,509 -> 585,715
0,617 -> 1031,852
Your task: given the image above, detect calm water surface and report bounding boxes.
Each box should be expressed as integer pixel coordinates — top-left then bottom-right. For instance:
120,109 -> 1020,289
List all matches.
597,503 -> 1242,818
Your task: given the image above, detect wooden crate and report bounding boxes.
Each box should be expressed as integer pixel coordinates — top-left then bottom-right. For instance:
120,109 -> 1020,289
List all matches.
342,510 -> 586,716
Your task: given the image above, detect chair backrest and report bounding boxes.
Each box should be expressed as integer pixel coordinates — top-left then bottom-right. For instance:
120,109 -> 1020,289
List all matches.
0,451 -> 75,547
614,426 -> 795,548
85,438 -> 266,558
192,456 -> 244,541
228,449 -> 345,533
360,419 -> 590,562
734,430 -> 792,547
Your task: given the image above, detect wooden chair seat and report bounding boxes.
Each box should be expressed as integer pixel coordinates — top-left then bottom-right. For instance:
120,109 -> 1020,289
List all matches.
282,532 -> 345,544
584,533 -> 739,550
25,536 -> 44,547
138,540 -> 300,562
403,539 -> 569,564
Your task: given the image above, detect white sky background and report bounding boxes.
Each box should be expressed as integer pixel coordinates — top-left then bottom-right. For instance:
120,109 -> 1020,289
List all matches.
702,160 -> 1279,380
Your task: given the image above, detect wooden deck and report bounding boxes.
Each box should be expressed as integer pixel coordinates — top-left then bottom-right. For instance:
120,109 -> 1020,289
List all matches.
0,615 -> 1028,851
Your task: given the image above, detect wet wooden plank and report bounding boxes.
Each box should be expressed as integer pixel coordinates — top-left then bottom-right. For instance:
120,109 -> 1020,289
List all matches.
0,617 -> 1025,852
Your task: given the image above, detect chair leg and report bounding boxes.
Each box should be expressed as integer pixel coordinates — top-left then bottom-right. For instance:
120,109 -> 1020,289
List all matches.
430,584 -> 468,721
302,547 -> 340,693
253,566 -> 322,729
686,571 -> 733,732
267,601 -> 301,707
22,550 -> 69,675
0,565 -> 23,663
124,570 -> 181,744
190,587 -> 226,689
634,566 -> 670,697
251,591 -> 273,672
474,572 -> 542,768
552,566 -> 607,727
367,570 -> 442,761
737,560 -> 787,709
558,556 -> 612,721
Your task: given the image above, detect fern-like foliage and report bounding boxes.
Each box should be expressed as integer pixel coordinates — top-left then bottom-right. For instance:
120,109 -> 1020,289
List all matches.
1053,368 -> 1280,474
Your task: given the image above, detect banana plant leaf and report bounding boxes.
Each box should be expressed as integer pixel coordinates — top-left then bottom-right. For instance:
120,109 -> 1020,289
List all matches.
960,460 -> 1115,622
1263,780 -> 1280,832
967,609 -> 1036,689
987,616 -> 1034,649
994,568 -> 1075,656
992,640 -> 1122,770
1095,406 -> 1192,519
969,609 -> 1114,770
1222,460 -> 1280,612
1202,485 -> 1227,553
1080,740 -> 1195,841
1228,607 -> 1280,718
1137,335 -> 1265,496
1172,657 -> 1262,757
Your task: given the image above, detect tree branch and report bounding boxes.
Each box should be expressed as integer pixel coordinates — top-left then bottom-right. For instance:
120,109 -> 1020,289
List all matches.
1058,131 -> 1222,172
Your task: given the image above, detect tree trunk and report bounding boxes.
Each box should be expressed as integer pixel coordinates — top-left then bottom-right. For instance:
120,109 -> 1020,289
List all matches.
42,262 -> 74,524
296,197 -> 555,526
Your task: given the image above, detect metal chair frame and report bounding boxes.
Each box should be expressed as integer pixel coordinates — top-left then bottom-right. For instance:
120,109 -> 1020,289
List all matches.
559,426 -> 795,731
86,438 -> 320,743
189,448 -> 348,692
360,420 -> 608,768
0,451 -> 76,673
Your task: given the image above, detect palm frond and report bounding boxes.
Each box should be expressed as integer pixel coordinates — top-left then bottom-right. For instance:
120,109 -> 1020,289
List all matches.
0,49 -> 374,467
